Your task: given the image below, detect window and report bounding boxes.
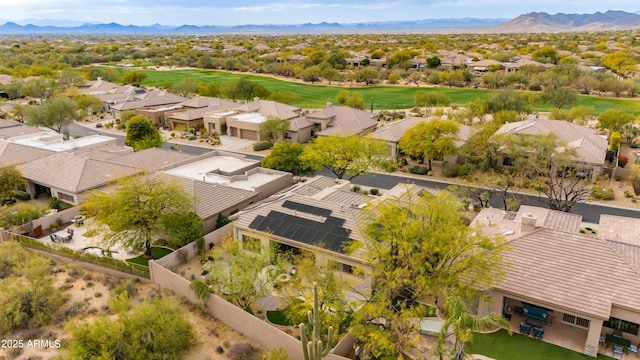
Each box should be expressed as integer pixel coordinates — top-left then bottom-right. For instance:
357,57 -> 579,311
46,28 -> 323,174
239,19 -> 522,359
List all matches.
604,317 -> 640,335
209,123 -> 216,131
562,313 -> 590,329
242,235 -> 261,254
329,260 -> 364,277
502,157 -> 513,166
57,192 -> 74,203
284,132 -> 291,139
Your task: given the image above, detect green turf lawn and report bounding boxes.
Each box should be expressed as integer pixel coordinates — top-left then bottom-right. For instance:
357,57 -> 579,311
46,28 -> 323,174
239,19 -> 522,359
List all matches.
114,67 -> 640,114
125,246 -> 174,267
466,329 -> 615,360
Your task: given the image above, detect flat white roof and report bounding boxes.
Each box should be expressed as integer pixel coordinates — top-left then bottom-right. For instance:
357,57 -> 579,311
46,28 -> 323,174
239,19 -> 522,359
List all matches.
164,155 -> 256,178
10,134 -> 116,152
233,112 -> 266,124
163,155 -> 283,191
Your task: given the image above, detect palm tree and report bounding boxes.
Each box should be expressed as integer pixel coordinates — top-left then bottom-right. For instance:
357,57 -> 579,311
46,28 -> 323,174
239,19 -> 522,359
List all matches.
437,289 -> 511,360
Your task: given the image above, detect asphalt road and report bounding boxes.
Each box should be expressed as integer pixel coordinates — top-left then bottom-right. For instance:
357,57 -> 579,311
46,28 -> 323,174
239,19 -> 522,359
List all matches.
68,123 -> 640,224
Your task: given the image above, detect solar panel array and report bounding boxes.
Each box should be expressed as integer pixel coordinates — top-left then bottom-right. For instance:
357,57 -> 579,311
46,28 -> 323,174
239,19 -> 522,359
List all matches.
248,209 -> 351,253
282,200 -> 333,217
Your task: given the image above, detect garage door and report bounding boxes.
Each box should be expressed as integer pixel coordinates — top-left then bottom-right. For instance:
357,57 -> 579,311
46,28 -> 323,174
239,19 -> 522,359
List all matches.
241,129 -> 258,140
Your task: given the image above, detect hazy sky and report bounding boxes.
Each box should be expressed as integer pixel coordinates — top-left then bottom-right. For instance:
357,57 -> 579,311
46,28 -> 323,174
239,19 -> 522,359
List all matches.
2,0 -> 639,26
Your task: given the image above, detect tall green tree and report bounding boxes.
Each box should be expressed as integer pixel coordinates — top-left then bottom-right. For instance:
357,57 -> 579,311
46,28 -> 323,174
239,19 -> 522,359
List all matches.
122,71 -> 147,86
540,85 -> 579,108
73,93 -> 103,120
82,176 -> 194,256
262,141 -> 314,176
502,133 -> 590,212
260,115 -> 290,144
124,115 -> 164,151
223,78 -> 270,101
335,90 -> 364,110
398,119 -> 460,171
597,108 -> 636,135
0,165 -> 25,203
204,237 -> 287,310
347,190 -> 508,358
437,289 -> 511,360
25,97 -> 80,133
301,135 -> 387,180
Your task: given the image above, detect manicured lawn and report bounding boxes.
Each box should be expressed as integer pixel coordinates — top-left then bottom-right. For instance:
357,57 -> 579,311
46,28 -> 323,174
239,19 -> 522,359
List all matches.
114,67 -> 640,114
125,246 -> 174,267
467,329 -> 615,360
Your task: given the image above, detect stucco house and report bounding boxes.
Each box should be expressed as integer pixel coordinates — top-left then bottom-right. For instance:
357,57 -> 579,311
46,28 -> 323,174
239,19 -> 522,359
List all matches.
203,98 -> 302,141
472,207 -> 640,357
308,103 -> 378,137
494,117 -> 608,181
370,116 -> 473,162
163,97 -> 238,130
159,150 -> 293,234
232,175 -> 373,294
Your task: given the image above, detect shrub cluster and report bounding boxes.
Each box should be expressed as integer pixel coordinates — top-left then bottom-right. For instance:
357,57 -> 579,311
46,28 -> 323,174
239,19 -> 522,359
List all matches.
253,141 -> 273,151
408,166 -> 429,175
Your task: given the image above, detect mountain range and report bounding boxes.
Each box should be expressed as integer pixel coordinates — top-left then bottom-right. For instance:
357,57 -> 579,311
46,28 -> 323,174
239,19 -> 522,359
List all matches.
0,10 -> 639,34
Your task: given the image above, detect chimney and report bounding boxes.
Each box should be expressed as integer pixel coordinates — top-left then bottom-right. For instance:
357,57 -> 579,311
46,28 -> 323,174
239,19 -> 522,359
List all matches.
521,213 -> 537,232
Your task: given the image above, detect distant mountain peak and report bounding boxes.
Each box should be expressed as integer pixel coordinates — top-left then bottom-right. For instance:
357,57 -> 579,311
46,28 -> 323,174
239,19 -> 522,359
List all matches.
484,10 -> 640,33
0,11 -> 638,34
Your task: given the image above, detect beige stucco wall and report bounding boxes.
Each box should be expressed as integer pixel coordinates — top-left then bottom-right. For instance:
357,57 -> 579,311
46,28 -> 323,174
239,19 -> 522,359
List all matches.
149,259 -> 349,360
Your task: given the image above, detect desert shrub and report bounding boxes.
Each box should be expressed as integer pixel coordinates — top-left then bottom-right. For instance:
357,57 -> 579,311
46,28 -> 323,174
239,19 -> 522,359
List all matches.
379,159 -> 397,172
591,186 -> 615,200
370,188 -> 379,195
351,185 -> 361,193
362,190 -> 369,195
442,162 -> 458,177
227,342 -> 261,360
49,196 -> 60,209
188,135 -> 197,140
409,166 -> 429,175
253,141 -> 273,151
12,190 -> 31,201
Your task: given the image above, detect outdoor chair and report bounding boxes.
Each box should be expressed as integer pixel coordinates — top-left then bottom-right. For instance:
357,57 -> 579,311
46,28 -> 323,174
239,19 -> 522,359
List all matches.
533,326 -> 544,340
520,322 -> 531,335
49,234 -> 56,242
612,345 -> 624,358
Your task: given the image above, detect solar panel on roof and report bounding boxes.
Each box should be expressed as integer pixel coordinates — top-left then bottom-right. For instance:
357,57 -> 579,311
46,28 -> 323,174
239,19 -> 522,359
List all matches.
247,210 -> 351,254
282,200 -> 332,217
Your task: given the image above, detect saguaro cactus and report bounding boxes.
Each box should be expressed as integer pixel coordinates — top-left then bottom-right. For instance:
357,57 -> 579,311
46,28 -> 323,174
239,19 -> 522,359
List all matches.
300,282 -> 333,360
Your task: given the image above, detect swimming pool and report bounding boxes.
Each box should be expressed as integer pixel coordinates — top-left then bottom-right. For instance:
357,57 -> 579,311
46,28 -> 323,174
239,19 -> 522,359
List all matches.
417,318 -> 444,335
83,247 -> 119,258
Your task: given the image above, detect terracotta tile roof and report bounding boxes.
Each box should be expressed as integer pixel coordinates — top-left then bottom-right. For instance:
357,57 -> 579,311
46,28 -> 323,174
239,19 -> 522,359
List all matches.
607,240 -> 640,274
291,176 -> 345,197
321,190 -> 371,208
370,117 -> 425,142
497,229 -> 640,319
17,153 -> 142,193
193,181 -> 258,219
0,123 -> 46,139
495,118 -> 607,165
598,214 -> 640,245
0,141 -> 55,166
311,105 -> 378,137
106,148 -> 194,173
233,99 -> 301,120
151,172 -> 259,219
288,116 -> 314,131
